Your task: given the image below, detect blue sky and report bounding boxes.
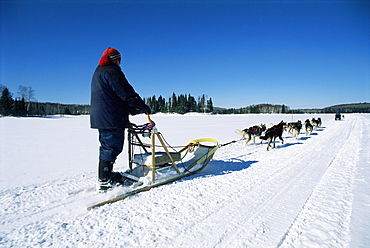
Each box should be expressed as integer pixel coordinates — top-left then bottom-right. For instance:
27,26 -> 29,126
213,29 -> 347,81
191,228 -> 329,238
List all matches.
1,0 -> 369,109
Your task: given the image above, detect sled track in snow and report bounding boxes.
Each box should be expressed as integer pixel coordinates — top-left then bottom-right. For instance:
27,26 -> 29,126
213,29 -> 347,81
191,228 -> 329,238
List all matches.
0,173 -> 96,235
1,115 -> 368,247
158,116 -> 360,247
279,116 -> 366,247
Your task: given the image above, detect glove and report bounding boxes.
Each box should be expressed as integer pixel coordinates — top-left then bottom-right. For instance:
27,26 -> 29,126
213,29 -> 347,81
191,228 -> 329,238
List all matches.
129,105 -> 151,115
141,104 -> 151,115
129,107 -> 141,116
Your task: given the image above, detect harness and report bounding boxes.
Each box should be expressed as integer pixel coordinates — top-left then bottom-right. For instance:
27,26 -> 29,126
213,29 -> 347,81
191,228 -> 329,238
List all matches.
266,125 -> 283,137
246,126 -> 260,135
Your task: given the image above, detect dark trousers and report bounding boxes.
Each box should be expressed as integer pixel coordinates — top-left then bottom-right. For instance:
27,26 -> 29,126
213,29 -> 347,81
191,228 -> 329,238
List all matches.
98,128 -> 125,162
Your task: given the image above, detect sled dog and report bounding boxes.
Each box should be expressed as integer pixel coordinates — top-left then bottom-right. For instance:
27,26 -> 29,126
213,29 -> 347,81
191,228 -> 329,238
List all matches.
317,117 -> 322,127
305,119 -> 313,135
259,121 -> 286,151
287,120 -> 302,139
311,118 -> 320,130
235,124 -> 266,145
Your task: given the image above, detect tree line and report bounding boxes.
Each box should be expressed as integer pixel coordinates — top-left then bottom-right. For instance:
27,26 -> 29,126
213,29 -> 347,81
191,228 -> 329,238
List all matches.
1,86 -> 216,116
0,85 -> 89,116
144,95 -> 292,115
294,102 -> 370,114
0,86 -> 33,116
214,104 -> 290,114
143,93 -> 214,114
1,86 -> 214,116
3,84 -> 367,117
0,85 -> 290,117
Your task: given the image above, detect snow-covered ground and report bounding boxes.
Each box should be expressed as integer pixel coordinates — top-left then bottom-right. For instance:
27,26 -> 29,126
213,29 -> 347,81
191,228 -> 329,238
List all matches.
0,113 -> 369,247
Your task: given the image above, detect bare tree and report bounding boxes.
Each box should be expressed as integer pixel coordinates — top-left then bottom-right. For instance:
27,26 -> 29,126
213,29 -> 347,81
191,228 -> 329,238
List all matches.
18,85 -> 36,112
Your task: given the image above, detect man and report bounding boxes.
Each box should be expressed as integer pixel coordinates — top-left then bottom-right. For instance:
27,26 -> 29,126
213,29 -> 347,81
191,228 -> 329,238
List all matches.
90,47 -> 151,192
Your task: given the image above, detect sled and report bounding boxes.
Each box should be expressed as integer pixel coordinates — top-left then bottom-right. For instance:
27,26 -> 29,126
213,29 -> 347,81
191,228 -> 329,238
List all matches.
87,116 -> 218,210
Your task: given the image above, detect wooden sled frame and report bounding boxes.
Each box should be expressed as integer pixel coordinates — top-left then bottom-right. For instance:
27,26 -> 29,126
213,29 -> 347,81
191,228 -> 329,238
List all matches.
128,116 -> 218,182
128,122 -> 180,182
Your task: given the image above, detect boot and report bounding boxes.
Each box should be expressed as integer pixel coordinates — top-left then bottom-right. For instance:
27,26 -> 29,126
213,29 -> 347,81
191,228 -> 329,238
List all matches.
97,160 -> 114,192
98,159 -> 114,181
97,160 -> 126,192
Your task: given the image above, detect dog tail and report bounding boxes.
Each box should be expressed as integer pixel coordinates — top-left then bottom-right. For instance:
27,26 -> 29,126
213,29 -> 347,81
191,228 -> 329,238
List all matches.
235,130 -> 245,136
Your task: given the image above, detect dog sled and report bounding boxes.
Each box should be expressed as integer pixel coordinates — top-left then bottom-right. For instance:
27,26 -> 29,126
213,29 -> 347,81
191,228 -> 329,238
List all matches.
87,115 -> 218,210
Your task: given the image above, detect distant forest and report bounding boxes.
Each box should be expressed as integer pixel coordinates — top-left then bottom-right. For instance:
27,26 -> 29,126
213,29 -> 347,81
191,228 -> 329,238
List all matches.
0,86 -> 89,116
1,85 -> 369,116
291,103 -> 370,114
214,104 -> 290,114
216,102 -> 370,114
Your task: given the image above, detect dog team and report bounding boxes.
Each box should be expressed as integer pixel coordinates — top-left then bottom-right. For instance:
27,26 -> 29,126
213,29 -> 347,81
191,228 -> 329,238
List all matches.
235,117 -> 322,151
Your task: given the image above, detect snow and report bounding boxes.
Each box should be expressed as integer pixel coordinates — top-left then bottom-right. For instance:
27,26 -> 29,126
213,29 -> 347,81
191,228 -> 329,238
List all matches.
0,113 -> 369,247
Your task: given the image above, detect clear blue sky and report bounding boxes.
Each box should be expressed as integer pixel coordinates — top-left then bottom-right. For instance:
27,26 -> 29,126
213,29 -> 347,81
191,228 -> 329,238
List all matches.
1,0 -> 369,109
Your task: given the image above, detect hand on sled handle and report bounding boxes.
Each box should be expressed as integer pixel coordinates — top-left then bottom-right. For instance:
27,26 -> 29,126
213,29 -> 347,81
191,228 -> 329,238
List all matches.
129,104 -> 151,116
129,107 -> 141,116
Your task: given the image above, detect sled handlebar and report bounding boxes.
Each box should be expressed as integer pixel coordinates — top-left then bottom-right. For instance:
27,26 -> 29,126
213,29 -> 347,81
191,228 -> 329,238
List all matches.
147,114 -> 153,124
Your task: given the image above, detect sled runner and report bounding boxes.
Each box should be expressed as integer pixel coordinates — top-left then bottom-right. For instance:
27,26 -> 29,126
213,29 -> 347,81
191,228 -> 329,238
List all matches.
87,116 -> 218,210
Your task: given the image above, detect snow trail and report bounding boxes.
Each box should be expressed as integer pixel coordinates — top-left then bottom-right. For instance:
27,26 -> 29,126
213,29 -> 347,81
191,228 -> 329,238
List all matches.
279,115 -> 361,247
0,114 -> 369,247
349,114 -> 370,247
159,115 -> 359,247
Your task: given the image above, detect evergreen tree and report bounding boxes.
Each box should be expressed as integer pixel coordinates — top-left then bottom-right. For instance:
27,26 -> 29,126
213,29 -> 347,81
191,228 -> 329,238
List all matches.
207,97 -> 214,113
198,94 -> 206,113
0,88 -> 14,116
157,95 -> 166,113
64,107 -> 72,115
150,96 -> 158,114
170,92 -> 177,113
167,97 -> 171,113
188,94 -> 197,112
13,97 -> 27,116
281,104 -> 286,114
176,94 -> 186,114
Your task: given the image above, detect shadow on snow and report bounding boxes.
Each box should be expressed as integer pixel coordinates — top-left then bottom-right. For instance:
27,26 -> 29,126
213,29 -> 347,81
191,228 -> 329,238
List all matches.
179,160 -> 258,182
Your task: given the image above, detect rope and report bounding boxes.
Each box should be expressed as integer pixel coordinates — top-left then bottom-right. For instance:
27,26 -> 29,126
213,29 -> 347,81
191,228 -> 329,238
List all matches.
219,138 -> 244,147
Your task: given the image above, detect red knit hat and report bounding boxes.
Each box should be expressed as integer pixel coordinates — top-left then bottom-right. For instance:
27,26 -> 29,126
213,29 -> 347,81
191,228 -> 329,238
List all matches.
98,47 -> 121,66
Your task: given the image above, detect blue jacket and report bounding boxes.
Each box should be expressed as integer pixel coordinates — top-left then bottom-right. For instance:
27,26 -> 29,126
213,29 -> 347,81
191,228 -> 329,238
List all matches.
90,64 -> 149,129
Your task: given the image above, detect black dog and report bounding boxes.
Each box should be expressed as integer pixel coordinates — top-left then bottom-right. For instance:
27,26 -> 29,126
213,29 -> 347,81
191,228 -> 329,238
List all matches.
311,118 -> 320,130
287,120 -> 302,139
305,119 -> 313,135
317,117 -> 322,127
260,121 -> 286,151
235,124 -> 266,145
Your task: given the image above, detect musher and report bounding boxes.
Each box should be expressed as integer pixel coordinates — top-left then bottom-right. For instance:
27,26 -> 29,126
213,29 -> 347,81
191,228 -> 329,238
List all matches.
90,47 -> 151,192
